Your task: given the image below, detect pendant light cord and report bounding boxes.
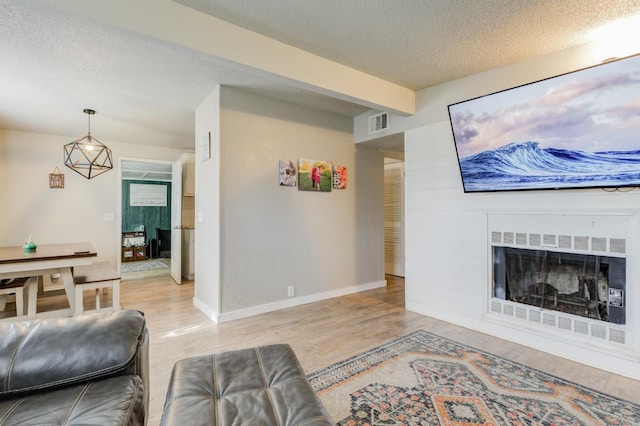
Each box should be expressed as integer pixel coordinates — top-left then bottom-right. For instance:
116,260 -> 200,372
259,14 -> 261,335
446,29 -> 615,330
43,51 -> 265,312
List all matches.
83,108 -> 95,136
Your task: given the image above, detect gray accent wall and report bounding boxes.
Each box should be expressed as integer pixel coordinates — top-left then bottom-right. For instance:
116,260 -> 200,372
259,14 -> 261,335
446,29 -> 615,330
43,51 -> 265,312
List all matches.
217,87 -> 384,314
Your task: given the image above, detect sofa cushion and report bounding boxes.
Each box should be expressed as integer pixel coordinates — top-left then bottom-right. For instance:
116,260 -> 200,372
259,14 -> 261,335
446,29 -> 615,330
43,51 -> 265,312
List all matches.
0,310 -> 147,397
0,375 -> 144,426
161,344 -> 333,426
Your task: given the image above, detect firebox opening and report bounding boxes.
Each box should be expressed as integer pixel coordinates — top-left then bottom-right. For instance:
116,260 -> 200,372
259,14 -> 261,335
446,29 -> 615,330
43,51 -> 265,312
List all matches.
493,247 -> 626,324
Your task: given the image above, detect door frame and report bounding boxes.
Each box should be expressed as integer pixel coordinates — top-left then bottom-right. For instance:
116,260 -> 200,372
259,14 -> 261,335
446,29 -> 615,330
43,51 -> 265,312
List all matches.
117,157 -> 177,277
170,158 -> 182,284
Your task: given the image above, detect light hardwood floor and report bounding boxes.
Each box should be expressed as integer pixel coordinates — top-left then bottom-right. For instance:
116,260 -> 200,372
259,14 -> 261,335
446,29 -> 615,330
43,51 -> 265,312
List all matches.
2,273 -> 639,425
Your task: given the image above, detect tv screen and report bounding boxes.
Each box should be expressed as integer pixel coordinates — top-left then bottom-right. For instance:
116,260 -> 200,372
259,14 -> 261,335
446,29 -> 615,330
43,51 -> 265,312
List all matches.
447,53 -> 640,193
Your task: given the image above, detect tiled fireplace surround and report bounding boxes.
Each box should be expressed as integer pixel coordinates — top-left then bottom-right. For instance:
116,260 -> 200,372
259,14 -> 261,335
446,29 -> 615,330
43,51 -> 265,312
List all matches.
486,211 -> 638,361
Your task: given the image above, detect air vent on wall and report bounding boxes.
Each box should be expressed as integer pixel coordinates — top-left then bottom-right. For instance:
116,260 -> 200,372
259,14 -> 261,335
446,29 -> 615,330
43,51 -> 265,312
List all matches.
368,112 -> 389,134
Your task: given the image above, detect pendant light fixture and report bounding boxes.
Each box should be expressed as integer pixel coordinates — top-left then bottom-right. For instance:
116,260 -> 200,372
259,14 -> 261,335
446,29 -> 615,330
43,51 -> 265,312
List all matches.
63,109 -> 113,179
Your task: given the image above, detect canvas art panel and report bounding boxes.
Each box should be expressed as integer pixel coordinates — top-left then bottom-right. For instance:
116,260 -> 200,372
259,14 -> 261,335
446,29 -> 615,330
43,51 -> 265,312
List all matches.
298,159 -> 332,192
279,160 -> 297,187
332,165 -> 347,189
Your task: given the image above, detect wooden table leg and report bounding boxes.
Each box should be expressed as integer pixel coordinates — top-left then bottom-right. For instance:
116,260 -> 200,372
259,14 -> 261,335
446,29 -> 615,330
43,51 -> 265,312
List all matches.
26,276 -> 39,319
113,279 -> 121,311
60,267 -> 75,314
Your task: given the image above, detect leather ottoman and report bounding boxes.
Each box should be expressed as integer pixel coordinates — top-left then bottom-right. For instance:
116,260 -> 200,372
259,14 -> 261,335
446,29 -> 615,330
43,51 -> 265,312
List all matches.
160,344 -> 333,426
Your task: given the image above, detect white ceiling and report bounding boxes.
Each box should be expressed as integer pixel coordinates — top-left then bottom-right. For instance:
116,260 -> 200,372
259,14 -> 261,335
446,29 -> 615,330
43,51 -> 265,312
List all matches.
177,0 -> 639,90
1,0 -> 639,151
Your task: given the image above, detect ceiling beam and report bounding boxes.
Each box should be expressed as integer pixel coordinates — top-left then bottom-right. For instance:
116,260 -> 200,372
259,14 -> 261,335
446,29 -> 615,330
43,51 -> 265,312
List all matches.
42,0 -> 415,115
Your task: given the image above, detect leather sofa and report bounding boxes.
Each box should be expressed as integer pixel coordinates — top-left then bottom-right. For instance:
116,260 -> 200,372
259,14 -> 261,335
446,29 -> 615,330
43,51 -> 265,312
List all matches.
0,310 -> 149,425
161,344 -> 333,426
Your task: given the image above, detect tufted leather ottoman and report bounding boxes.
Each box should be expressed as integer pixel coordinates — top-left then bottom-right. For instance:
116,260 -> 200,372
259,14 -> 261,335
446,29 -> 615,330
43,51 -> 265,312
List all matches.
160,344 -> 333,426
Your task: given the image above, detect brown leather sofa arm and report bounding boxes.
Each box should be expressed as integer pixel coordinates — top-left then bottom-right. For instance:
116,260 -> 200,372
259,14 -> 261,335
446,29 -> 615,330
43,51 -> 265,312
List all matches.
0,310 -> 149,425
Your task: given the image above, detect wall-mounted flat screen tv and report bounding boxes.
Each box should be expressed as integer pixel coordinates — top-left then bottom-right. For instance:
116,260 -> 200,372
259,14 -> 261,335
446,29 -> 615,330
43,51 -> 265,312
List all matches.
447,53 -> 640,193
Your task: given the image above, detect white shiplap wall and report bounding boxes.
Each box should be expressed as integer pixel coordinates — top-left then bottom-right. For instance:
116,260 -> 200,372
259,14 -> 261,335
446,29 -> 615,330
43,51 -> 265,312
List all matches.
404,121 -> 640,379
405,122 -> 486,323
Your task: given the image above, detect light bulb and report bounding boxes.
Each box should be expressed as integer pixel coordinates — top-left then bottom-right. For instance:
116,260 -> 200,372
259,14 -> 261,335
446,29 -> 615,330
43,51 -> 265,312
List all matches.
588,14 -> 640,61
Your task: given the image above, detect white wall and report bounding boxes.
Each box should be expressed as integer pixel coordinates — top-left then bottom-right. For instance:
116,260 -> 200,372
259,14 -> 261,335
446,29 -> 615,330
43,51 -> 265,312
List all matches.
0,129 -> 190,265
193,86 -> 221,319
354,43 -> 615,142
214,87 -> 385,322
404,124 -> 640,379
354,42 -> 640,378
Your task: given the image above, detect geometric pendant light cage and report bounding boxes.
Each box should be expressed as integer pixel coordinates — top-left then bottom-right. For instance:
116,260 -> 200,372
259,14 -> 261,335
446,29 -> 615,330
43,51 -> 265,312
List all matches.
63,109 -> 113,179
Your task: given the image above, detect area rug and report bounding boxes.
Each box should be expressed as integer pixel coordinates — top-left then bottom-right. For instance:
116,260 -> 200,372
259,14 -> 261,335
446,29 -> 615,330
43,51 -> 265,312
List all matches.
121,259 -> 168,273
307,330 -> 640,425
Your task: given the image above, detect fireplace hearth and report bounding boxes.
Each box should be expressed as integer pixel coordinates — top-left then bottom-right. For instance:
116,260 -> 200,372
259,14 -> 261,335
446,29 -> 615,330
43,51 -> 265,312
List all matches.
487,212 -> 635,351
493,247 -> 626,324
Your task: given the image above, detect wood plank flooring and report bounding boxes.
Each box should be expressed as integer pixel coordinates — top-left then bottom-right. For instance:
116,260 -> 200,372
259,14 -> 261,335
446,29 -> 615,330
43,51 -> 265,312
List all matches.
2,273 -> 639,425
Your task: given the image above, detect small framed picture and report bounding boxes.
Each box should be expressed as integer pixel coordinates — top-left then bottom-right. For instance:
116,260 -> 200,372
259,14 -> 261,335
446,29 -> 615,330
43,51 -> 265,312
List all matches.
201,132 -> 211,162
49,167 -> 64,189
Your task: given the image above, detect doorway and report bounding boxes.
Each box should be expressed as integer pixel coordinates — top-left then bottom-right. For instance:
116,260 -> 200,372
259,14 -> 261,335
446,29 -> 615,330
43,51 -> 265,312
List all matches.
357,132 -> 405,278
119,159 -> 175,280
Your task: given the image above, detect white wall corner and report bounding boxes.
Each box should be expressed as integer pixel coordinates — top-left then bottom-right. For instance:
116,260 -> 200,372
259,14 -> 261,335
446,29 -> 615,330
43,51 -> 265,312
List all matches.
193,296 -> 219,324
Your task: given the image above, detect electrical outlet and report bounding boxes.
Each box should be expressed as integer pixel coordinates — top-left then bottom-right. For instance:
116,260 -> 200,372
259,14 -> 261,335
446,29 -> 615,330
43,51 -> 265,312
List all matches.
287,286 -> 294,297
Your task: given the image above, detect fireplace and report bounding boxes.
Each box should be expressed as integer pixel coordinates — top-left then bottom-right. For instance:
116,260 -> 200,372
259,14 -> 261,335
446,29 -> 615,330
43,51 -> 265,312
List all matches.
486,211 -> 633,347
493,247 -> 626,324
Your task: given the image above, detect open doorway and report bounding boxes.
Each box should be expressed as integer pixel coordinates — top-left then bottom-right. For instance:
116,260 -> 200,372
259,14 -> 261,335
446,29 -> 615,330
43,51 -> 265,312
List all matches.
357,132 -> 405,278
119,159 -> 174,281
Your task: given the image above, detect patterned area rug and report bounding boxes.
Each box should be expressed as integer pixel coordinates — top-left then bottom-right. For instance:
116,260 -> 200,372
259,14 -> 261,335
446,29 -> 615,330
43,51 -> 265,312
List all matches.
307,330 -> 640,425
121,259 -> 169,273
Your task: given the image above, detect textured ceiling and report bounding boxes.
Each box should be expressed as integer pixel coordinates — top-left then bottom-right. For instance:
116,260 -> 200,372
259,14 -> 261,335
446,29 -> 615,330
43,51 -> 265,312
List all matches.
0,0 -> 218,148
1,0 -> 639,150
177,0 -> 640,90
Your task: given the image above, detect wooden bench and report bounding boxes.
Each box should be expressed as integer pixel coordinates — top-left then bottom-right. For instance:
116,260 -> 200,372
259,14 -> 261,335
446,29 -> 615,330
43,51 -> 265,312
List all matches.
0,277 -> 29,319
73,262 -> 121,316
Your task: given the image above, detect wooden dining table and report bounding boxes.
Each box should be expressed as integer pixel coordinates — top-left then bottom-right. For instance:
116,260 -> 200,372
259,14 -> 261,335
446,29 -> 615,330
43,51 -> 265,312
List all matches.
0,242 -> 97,318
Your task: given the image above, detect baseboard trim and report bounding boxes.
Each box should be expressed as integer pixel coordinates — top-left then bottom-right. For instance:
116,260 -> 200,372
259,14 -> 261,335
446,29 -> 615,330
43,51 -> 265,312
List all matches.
405,301 -> 640,381
215,280 -> 387,324
193,297 -> 219,323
